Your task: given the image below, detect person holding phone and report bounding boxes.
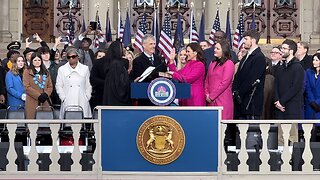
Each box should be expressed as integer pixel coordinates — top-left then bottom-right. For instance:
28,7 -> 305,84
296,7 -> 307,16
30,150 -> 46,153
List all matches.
73,26 -> 105,71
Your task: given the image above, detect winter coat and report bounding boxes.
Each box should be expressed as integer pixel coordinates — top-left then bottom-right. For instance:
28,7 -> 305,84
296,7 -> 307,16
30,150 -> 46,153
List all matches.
5,71 -> 25,109
168,60 -> 206,106
23,69 -> 53,119
205,60 -> 235,119
56,62 -> 92,119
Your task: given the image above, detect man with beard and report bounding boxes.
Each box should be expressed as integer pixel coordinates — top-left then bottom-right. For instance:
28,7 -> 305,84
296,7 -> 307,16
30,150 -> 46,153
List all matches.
230,30 -> 266,155
232,30 -> 266,120
274,39 -> 304,146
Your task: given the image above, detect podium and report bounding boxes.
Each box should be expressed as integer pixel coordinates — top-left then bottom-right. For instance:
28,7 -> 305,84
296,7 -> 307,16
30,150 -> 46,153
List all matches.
131,82 -> 191,99
131,81 -> 191,106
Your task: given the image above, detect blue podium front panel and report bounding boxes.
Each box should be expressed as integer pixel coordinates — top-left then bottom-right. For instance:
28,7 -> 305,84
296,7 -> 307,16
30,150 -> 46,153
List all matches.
100,107 -> 222,172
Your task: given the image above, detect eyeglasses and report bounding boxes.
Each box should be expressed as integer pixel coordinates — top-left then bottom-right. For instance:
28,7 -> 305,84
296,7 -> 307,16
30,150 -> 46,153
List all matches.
280,47 -> 290,50
67,55 -> 78,59
270,51 -> 281,54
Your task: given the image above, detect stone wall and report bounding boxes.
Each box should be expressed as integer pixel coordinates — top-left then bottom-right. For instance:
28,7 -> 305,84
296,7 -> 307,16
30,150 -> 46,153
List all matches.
1,0 -> 320,44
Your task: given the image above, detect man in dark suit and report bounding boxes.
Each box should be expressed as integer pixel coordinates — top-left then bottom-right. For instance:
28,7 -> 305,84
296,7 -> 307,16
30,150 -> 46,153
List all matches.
131,34 -> 167,82
275,39 -> 304,145
296,41 -> 312,70
232,30 -> 266,120
130,34 -> 167,105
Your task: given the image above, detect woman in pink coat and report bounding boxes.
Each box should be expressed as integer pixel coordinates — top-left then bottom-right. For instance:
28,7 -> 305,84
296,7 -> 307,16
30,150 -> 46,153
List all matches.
205,40 -> 235,119
168,43 -> 206,106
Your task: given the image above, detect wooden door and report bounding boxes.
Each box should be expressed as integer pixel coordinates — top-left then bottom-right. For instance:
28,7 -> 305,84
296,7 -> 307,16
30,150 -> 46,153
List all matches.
23,0 -> 55,42
242,0 -> 300,44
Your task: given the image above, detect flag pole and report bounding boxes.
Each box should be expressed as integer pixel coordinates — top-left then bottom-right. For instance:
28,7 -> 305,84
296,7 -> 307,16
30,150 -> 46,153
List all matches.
68,0 -> 73,44
117,1 -> 121,39
189,2 -> 194,43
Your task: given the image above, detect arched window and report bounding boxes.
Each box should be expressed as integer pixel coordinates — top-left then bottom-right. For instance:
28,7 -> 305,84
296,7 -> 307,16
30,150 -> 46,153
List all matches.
277,0 -> 295,6
136,0 -> 154,6
244,0 -> 262,6
167,0 -> 187,6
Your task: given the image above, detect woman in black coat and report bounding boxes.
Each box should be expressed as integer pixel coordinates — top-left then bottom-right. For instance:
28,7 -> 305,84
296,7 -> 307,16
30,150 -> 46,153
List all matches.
102,41 -> 131,106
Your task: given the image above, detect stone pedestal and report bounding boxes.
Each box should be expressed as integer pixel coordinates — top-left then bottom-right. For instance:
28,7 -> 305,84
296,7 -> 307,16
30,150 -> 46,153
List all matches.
0,0 -> 12,42
0,31 -> 12,43
310,0 -> 320,44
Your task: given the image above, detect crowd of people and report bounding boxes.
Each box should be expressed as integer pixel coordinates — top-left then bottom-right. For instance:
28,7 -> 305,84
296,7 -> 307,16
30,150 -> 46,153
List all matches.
1,28 -> 320,144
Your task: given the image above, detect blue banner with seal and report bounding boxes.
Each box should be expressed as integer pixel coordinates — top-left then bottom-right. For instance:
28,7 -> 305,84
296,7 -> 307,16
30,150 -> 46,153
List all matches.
100,107 -> 222,172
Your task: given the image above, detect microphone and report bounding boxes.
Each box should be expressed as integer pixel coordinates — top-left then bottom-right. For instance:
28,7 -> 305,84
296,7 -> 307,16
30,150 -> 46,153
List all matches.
252,79 -> 260,87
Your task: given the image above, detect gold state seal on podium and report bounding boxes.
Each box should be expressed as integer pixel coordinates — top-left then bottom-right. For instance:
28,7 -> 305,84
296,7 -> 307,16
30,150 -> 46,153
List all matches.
136,115 -> 185,165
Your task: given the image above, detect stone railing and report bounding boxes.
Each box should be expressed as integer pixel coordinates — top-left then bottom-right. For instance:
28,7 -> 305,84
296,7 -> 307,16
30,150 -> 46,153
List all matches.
0,119 -> 101,179
220,120 -> 320,176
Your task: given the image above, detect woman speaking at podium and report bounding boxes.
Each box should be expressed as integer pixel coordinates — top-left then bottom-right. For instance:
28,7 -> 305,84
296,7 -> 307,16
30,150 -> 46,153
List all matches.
167,43 -> 206,106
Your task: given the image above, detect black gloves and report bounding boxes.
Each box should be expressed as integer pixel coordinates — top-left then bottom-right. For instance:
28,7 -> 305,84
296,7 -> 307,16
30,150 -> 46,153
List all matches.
233,91 -> 242,104
310,101 -> 320,112
38,93 -> 48,103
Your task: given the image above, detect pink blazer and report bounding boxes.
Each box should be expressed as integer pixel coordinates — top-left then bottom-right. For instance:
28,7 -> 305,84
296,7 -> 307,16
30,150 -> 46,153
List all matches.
168,60 -> 206,106
205,60 -> 235,120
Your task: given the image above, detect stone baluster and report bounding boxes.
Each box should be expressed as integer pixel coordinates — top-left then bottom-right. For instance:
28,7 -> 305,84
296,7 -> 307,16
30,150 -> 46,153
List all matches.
50,124 -> 60,171
281,124 -> 292,172
302,124 -> 313,172
71,124 -> 82,172
260,124 -> 270,172
6,124 -> 17,171
220,123 -> 228,172
238,124 -> 249,172
28,124 -> 38,171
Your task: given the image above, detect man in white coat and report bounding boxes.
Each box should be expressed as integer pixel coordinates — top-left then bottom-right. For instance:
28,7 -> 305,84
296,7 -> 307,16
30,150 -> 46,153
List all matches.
56,47 -> 92,119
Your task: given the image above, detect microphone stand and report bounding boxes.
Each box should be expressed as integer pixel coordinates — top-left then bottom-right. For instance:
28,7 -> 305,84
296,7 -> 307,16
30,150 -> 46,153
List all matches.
246,84 -> 258,113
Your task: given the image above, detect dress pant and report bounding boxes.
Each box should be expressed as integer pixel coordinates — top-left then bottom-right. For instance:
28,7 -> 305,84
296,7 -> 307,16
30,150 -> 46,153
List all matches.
277,123 -> 298,146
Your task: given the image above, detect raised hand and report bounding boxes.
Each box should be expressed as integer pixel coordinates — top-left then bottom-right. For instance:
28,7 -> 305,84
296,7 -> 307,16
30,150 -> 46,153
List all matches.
25,37 -> 32,48
169,48 -> 176,64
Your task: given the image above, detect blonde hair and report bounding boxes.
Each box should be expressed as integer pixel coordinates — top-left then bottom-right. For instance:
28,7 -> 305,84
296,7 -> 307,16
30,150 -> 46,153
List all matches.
125,50 -> 135,60
177,47 -> 187,70
11,54 -> 26,75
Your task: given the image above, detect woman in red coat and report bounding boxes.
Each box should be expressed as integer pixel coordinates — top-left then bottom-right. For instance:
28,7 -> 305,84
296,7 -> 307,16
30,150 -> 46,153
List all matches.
205,40 -> 235,119
168,43 -> 206,106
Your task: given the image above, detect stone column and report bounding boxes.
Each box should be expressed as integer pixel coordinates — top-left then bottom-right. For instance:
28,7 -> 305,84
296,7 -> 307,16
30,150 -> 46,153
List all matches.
310,0 -> 320,44
205,0 -> 233,35
88,0 -> 115,32
0,0 -> 12,42
206,0 -> 218,33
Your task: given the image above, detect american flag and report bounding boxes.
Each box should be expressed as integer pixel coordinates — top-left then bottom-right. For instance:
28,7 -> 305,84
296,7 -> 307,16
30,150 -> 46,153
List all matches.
66,10 -> 75,45
93,11 -> 102,48
208,10 -> 221,46
189,10 -> 199,43
96,11 -> 102,31
198,10 -> 205,42
133,13 -> 147,53
81,15 -> 86,33
117,13 -> 124,41
233,13 -> 244,49
122,11 -> 132,47
105,9 -> 112,42
158,12 -> 173,62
